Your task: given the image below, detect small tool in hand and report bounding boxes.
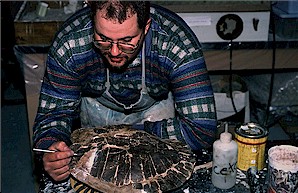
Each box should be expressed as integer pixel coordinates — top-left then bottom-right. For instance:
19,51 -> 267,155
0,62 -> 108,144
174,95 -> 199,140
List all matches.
33,148 -> 78,156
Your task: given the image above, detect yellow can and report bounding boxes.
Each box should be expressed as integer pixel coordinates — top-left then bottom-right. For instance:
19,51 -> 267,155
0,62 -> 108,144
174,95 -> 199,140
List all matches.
235,123 -> 268,171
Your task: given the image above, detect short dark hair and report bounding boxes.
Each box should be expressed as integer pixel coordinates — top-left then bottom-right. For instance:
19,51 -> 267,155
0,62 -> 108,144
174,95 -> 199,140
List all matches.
89,1 -> 150,29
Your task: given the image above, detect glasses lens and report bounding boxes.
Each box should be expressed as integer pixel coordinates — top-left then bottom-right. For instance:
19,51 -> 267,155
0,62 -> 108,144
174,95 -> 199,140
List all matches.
94,39 -> 140,54
94,41 -> 111,50
118,43 -> 135,54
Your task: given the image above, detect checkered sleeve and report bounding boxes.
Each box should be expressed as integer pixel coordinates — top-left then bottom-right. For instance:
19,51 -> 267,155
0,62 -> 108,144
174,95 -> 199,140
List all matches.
32,53 -> 82,149
169,55 -> 217,151
32,7 -> 93,149
146,54 -> 217,151
147,5 -> 217,151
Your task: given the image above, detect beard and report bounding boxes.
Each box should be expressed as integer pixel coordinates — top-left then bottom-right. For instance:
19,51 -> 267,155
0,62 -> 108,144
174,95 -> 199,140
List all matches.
102,51 -> 139,73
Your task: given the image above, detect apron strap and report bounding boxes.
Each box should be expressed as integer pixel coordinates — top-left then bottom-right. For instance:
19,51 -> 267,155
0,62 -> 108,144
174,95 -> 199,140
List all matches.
80,41 -> 175,127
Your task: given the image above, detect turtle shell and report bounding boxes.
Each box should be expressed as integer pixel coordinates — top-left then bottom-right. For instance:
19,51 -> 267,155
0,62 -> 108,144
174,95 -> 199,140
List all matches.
69,125 -> 196,193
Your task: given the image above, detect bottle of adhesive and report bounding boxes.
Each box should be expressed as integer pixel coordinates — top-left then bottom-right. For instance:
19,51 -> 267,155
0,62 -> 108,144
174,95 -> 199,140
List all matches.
211,122 -> 238,189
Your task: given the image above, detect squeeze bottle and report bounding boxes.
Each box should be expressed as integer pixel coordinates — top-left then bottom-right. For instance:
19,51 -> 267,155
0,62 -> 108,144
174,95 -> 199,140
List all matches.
211,123 -> 238,189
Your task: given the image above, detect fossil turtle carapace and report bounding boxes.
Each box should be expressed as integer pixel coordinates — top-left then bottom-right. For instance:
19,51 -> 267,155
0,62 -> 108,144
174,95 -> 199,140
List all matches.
69,125 -> 196,193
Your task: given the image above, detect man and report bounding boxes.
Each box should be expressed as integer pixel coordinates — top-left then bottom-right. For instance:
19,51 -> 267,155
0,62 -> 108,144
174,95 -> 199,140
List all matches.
33,1 -> 217,191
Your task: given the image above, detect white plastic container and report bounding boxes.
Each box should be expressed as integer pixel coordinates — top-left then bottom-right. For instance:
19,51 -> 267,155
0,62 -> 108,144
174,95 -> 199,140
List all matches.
36,2 -> 48,17
211,123 -> 238,189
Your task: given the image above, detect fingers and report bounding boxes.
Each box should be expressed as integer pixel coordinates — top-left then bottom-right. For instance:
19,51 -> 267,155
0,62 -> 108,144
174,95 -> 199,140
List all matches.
44,161 -> 70,181
42,141 -> 74,181
52,169 -> 70,182
49,141 -> 72,152
43,152 -> 73,181
43,153 -> 72,170
43,150 -> 73,162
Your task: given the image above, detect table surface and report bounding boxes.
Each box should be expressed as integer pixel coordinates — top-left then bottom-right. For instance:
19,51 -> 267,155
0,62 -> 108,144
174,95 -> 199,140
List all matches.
172,148 -> 269,193
173,165 -> 268,193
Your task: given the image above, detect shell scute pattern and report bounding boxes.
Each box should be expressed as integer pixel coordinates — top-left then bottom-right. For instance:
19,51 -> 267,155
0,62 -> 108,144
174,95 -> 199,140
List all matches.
70,125 -> 196,193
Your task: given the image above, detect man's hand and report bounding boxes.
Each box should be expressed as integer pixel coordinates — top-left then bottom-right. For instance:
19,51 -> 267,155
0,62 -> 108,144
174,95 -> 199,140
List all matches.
43,141 -> 74,181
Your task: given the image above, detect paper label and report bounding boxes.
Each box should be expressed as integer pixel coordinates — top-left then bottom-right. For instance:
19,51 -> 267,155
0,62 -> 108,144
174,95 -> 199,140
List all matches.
182,16 -> 212,27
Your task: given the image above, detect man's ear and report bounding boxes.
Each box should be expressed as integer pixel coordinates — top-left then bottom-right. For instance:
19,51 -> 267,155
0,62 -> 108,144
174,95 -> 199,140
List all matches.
144,18 -> 151,35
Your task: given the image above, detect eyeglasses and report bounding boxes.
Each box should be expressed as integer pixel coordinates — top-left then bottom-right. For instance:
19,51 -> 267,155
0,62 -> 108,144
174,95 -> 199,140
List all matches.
93,32 -> 143,54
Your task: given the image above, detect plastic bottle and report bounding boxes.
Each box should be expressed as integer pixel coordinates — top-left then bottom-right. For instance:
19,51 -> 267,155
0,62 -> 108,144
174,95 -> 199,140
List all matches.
211,122 -> 238,189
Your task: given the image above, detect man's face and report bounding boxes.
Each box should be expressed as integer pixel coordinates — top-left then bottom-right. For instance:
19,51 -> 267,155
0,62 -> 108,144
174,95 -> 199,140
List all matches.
94,10 -> 149,69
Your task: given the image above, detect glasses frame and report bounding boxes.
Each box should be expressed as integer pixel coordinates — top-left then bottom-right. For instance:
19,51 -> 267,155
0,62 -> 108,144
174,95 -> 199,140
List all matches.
93,32 -> 144,54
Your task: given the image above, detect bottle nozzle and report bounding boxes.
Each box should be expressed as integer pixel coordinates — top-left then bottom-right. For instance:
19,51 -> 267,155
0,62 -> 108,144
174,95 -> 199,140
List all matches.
224,122 -> 229,133
220,122 -> 232,143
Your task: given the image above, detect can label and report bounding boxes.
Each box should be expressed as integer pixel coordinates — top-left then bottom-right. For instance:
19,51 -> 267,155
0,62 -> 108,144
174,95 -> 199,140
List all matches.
235,123 -> 268,171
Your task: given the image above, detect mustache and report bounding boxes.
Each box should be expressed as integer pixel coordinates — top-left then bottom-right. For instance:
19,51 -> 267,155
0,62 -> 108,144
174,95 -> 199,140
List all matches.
101,53 -> 130,72
107,54 -> 129,61
102,53 -> 129,60
103,52 -> 122,57
110,56 -> 124,59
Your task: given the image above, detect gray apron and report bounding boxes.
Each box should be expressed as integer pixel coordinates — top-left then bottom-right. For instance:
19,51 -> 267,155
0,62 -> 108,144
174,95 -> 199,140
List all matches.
80,43 -> 175,127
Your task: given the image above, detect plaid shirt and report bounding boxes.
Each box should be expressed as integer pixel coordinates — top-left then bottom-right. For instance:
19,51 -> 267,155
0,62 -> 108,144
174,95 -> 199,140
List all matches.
33,5 -> 217,151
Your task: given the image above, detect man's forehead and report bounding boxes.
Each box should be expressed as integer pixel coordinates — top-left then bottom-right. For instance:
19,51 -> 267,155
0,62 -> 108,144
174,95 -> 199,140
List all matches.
96,6 -> 136,24
94,11 -> 141,39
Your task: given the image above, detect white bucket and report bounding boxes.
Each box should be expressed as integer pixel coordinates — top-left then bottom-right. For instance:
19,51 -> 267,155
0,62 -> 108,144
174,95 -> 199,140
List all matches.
268,145 -> 298,193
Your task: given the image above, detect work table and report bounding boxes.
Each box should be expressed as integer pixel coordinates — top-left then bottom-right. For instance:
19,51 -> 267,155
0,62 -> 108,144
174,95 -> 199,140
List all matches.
172,148 -> 268,193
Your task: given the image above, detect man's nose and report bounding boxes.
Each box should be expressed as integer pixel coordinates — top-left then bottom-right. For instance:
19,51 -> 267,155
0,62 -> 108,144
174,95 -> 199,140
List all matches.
110,43 -> 121,56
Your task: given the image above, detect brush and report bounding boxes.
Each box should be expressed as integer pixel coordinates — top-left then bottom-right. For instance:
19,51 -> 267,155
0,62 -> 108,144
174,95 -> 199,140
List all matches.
33,148 -> 78,156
